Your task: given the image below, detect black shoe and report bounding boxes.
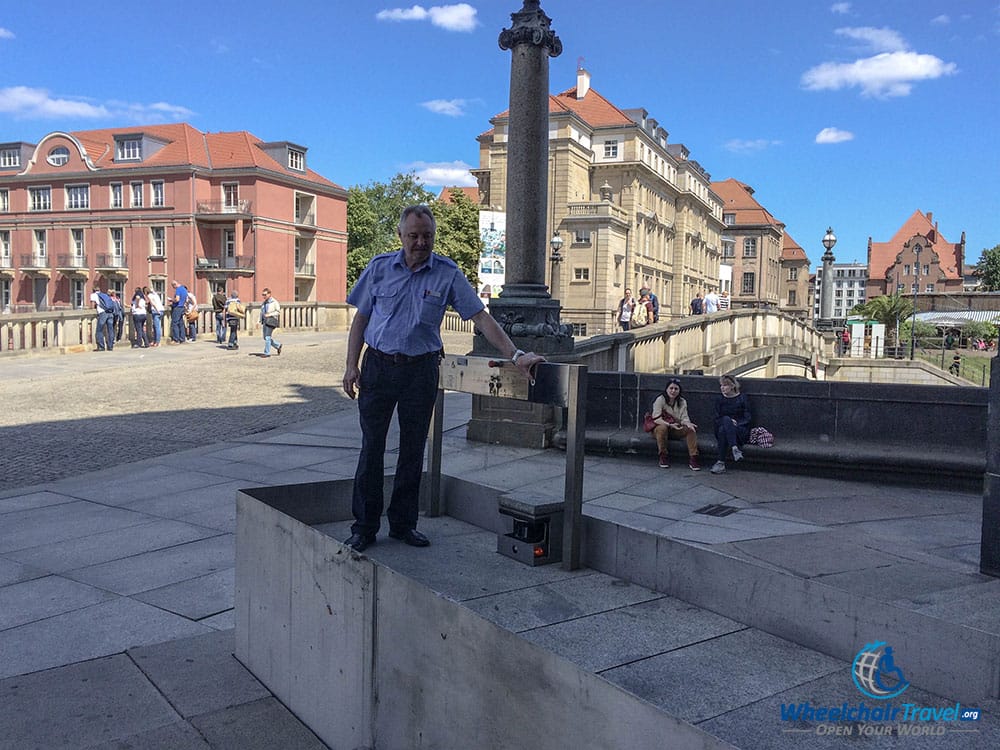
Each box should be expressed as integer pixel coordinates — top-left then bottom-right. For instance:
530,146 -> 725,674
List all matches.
389,528 -> 430,547
344,533 -> 376,552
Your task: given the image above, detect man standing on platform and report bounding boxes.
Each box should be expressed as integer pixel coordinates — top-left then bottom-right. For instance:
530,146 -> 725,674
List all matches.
341,205 -> 544,552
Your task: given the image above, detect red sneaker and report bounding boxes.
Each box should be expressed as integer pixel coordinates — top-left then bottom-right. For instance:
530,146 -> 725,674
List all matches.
688,455 -> 701,471
658,452 -> 669,468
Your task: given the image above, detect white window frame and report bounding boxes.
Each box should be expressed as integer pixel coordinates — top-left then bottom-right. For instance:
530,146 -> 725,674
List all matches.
34,229 -> 47,258
29,186 -> 52,211
573,229 -> 591,244
111,227 -> 124,257
152,278 -> 166,300
151,227 -> 165,257
0,279 -> 10,310
741,271 -> 755,295
223,229 -> 236,258
116,139 -> 141,160
71,228 -> 85,258
71,279 -> 86,309
0,188 -> 8,212
288,149 -> 305,171
603,140 -> 618,159
723,213 -> 736,226
743,237 -> 757,258
0,230 -> 10,260
0,148 -> 19,168
111,183 -> 123,209
130,182 -> 143,207
151,181 -> 164,207
788,290 -> 797,306
223,183 -> 239,209
66,184 -> 90,210
788,267 -> 798,281
573,267 -> 590,281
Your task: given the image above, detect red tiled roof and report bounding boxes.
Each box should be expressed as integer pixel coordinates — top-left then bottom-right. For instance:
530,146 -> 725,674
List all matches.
868,210 -> 963,280
67,123 -> 341,189
711,178 -> 783,228
781,232 -> 808,262
491,85 -> 634,130
437,186 -> 478,204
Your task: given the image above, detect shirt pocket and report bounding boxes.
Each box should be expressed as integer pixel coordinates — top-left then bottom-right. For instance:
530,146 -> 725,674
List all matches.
418,293 -> 446,328
372,285 -> 400,317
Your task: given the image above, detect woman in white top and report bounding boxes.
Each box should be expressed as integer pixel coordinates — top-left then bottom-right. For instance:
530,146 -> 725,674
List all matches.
130,287 -> 148,348
144,287 -> 164,346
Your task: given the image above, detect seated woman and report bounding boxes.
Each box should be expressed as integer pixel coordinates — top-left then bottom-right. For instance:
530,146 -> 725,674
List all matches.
650,378 -> 700,470
711,374 -> 751,474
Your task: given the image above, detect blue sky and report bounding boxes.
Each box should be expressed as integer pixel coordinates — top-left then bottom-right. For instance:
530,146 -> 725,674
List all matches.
1,1 -> 998,267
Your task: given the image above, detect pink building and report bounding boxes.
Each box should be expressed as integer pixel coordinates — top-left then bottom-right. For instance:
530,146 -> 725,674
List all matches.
0,123 -> 347,312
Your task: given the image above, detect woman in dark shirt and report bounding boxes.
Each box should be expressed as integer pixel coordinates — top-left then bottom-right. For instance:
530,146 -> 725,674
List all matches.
711,374 -> 750,474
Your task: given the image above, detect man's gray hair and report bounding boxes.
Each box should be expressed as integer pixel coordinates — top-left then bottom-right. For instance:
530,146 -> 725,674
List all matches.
398,204 -> 436,233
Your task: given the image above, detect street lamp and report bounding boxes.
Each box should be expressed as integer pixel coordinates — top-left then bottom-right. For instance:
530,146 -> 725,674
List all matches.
909,243 -> 922,360
549,233 -> 564,299
819,227 -> 837,323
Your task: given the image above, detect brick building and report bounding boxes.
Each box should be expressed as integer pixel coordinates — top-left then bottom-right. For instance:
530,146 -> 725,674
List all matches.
865,210 -> 966,300
0,124 -> 347,312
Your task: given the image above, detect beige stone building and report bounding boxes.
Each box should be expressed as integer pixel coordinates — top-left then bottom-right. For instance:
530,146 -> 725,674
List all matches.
779,233 -> 812,319
472,69 -> 723,335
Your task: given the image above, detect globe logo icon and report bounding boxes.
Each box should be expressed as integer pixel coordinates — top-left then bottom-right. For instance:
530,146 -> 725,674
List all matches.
852,641 -> 910,700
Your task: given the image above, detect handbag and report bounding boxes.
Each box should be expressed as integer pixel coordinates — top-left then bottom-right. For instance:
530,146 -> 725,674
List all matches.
264,315 -> 280,329
185,309 -> 199,323
642,413 -> 657,433
749,427 -> 774,447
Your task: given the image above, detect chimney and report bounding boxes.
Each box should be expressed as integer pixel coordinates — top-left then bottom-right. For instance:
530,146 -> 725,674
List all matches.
926,211 -> 932,223
577,68 -> 590,99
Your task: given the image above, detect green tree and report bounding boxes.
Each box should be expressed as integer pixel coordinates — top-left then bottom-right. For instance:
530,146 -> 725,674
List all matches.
848,293 -> 913,346
900,318 -> 937,349
974,244 -> 1000,291
961,320 -> 998,345
345,173 -> 434,291
431,188 -> 482,287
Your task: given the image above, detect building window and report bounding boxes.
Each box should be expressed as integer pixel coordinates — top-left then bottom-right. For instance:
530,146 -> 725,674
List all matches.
571,322 -> 588,336
903,264 -> 910,275
116,138 -> 141,160
152,181 -> 164,207
47,146 -> 70,167
151,227 -> 165,257
573,267 -> 590,281
111,183 -> 123,209
0,189 -> 7,212
130,182 -> 143,207
788,290 -> 797,306
722,240 -> 735,258
0,279 -> 9,310
923,264 -> 929,276
34,229 -> 47,257
911,283 -> 917,294
835,290 -> 843,298
723,213 -> 736,226
151,278 -> 166,300
111,228 -> 124,257
0,148 -> 19,168
603,140 -> 618,158
897,283 -> 904,293
66,184 -> 90,210
71,279 -> 85,309
573,229 -> 591,244
71,228 -> 84,257
288,148 -> 305,171
788,267 -> 798,281
741,272 -> 755,295
926,284 -> 934,293
743,238 -> 757,258
29,187 -> 52,211
223,229 -> 236,258
0,230 -> 9,260
223,183 -> 239,209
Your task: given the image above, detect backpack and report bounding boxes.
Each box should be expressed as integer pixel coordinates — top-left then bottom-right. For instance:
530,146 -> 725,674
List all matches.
97,291 -> 114,312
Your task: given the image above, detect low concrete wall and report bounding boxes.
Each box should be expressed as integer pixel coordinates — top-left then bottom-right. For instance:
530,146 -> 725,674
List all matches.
235,480 -> 732,750
563,372 -> 988,490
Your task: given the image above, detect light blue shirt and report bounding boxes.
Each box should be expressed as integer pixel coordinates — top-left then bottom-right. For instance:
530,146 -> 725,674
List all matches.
347,249 -> 484,356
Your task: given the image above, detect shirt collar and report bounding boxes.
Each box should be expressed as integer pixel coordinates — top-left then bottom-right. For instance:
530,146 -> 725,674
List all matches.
392,248 -> 434,272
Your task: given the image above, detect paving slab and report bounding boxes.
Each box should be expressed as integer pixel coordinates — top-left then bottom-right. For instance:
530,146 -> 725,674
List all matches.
66,534 -> 234,596
0,500 -> 158,554
129,629 -> 271,718
82,721 -> 211,750
0,597 -> 212,680
133,568 -> 235,620
0,557 -> 47,587
189,697 -> 327,750
0,490 -> 76,515
814,560 -> 986,600
0,574 -> 116,631
520,597 -> 747,673
728,532 -> 911,577
602,629 -> 846,724
851,515 -> 984,551
0,653 -> 180,749
6,518 -> 223,574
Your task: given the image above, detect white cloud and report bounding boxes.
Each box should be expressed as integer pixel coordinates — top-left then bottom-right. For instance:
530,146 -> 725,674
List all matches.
722,138 -> 782,154
930,14 -> 950,25
210,39 -> 230,54
406,160 -> 476,187
421,98 -> 469,116
834,26 -> 907,53
830,2 -> 851,14
802,50 -> 957,97
0,27 -> 14,39
0,86 -> 193,122
376,4 -> 478,32
815,127 -> 854,144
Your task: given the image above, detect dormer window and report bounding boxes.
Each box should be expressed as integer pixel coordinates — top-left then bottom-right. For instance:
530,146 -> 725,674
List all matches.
47,146 -> 70,167
116,138 -> 141,161
0,148 -> 19,168
288,148 -> 305,171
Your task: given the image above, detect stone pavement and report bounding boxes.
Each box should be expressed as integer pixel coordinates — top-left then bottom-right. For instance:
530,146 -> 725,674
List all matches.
1,337 -> 999,748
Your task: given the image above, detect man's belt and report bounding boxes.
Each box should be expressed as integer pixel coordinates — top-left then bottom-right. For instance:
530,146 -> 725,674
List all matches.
366,347 -> 442,365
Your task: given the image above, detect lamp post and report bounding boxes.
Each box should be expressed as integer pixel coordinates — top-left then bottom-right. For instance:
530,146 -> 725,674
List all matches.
909,243 -> 922,360
549,233 -> 564,300
819,227 -> 837,324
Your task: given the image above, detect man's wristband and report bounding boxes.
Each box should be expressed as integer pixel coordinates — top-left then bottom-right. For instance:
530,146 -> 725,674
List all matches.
511,349 -> 526,365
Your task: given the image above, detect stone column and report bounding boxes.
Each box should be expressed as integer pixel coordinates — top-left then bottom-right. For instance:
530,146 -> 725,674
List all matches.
819,247 -> 835,321
469,1 -> 573,446
981,351 -> 1000,576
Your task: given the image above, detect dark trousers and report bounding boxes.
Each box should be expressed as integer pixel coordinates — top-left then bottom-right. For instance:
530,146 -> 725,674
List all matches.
351,351 -> 439,536
715,417 -> 749,462
170,306 -> 186,342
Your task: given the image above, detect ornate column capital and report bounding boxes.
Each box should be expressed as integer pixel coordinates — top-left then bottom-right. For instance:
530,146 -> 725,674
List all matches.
498,0 -> 562,56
